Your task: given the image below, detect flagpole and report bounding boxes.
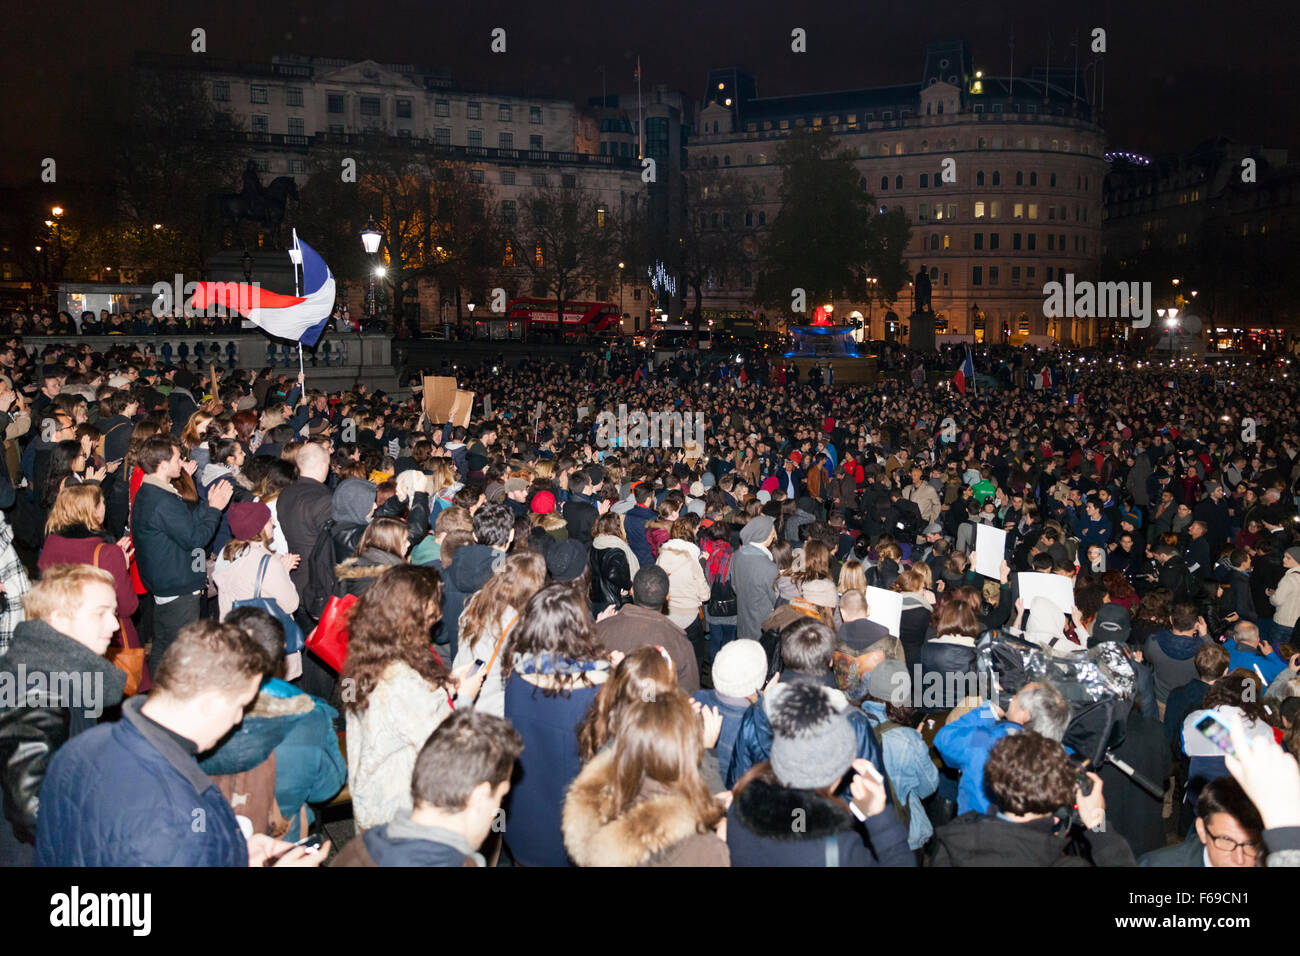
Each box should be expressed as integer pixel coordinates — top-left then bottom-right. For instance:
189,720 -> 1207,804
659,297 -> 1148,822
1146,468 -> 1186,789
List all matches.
291,229 -> 305,383
636,55 -> 643,160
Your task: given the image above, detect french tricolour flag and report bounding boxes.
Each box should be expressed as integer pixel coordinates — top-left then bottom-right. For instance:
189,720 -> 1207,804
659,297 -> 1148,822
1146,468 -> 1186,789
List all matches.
953,348 -> 974,394
189,230 -> 336,347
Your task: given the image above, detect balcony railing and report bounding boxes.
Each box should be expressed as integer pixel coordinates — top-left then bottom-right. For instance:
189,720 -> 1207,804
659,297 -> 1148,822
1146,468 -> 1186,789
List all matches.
185,129 -> 640,169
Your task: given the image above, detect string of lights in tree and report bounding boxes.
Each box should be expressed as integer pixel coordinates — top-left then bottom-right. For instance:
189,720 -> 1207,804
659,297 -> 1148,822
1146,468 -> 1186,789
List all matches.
648,260 -> 677,297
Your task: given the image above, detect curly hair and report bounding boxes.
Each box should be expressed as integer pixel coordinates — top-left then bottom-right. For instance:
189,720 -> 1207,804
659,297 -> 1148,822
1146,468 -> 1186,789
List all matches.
341,565 -> 449,713
984,732 -> 1077,815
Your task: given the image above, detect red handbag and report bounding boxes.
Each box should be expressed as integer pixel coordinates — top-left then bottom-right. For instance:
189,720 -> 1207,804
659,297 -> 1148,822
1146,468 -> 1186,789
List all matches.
305,594 -> 357,672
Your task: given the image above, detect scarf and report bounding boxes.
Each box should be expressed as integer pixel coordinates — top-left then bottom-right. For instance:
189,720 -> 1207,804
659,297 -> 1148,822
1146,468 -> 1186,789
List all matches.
513,652 -> 611,677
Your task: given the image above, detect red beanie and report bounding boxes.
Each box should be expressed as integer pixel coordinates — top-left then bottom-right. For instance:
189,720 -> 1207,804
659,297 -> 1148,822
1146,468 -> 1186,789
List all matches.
530,490 -> 556,514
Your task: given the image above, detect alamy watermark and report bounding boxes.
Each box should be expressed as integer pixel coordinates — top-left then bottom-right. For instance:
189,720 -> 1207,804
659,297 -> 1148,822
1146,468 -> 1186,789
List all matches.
152,274 -> 259,319
0,666 -> 107,719
1042,273 -> 1152,327
594,404 -> 706,453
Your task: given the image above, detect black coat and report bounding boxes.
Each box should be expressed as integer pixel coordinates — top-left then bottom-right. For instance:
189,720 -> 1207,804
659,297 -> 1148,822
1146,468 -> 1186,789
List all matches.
0,620 -> 127,863
930,812 -> 1136,866
1098,710 -> 1173,858
589,543 -> 632,615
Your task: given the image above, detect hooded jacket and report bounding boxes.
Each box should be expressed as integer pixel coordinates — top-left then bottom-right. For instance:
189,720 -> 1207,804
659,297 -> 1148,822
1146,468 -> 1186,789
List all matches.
1142,629 -> 1210,702
589,534 -> 637,614
726,772 -> 914,867
563,749 -> 729,867
196,679 -> 346,842
656,538 -> 712,630
334,549 -> 404,599
439,543 -> 504,659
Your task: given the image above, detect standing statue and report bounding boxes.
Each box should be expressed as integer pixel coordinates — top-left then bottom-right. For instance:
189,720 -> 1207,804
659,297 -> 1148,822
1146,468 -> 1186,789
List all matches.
914,265 -> 933,313
207,161 -> 299,247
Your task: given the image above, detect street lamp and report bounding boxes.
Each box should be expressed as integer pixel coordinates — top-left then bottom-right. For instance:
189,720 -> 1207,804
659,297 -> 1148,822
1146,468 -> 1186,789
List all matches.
361,216 -> 382,320
617,261 -> 625,330
467,301 -> 476,336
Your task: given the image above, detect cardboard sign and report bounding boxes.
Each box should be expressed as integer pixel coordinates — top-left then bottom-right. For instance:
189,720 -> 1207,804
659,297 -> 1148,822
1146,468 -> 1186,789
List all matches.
449,389 -> 475,429
1017,572 -> 1076,617
482,394 -> 493,419
423,376 -> 457,423
865,586 -> 904,638
973,525 -> 1007,580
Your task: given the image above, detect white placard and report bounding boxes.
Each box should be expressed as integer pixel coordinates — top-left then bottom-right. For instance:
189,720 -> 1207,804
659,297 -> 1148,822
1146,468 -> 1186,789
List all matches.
482,394 -> 492,419
865,586 -> 904,638
973,525 -> 1007,580
1017,572 -> 1076,616
577,405 -> 589,421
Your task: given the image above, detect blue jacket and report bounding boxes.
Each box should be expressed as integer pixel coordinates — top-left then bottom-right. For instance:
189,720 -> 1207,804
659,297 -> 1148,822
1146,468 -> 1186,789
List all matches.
933,703 -> 1020,816
36,698 -> 248,866
132,480 -> 225,597
860,700 -> 940,850
1225,638 -> 1286,685
197,679 -> 346,841
622,504 -> 657,568
725,672 -> 889,799
1073,514 -> 1113,550
502,675 -> 602,867
692,688 -> 751,787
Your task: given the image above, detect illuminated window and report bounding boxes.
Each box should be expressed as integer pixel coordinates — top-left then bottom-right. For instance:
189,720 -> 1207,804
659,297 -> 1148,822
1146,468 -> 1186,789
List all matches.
990,201 -> 1001,219
535,243 -> 544,265
1028,203 -> 1038,219
1013,203 -> 1024,219
974,201 -> 986,218
503,241 -> 516,267
943,234 -> 951,249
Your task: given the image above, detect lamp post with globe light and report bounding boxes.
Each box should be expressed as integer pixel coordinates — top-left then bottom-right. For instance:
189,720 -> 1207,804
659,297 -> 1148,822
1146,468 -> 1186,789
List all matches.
360,216 -> 382,325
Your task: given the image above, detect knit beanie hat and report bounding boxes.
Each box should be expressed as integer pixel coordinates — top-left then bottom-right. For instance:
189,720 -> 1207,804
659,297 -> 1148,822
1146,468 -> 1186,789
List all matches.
765,682 -> 857,791
227,501 -> 272,541
711,639 -> 768,700
1286,547 -> 1300,565
740,514 -> 775,546
867,659 -> 912,706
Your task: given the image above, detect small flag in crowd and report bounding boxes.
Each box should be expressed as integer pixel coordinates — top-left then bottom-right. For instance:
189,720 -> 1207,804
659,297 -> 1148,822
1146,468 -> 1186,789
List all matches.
953,348 -> 974,394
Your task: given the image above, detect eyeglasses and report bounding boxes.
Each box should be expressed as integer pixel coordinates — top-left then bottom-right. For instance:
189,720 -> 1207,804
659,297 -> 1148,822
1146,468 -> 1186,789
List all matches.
1205,828 -> 1260,857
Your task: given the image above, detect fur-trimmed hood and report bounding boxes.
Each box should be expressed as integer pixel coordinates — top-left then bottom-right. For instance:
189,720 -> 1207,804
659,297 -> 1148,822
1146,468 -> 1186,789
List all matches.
563,749 -> 709,867
732,775 -> 856,840
335,549 -> 403,579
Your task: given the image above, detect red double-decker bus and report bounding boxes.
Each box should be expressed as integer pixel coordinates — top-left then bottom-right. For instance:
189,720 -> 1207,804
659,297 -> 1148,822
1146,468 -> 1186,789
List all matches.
504,298 -> 622,339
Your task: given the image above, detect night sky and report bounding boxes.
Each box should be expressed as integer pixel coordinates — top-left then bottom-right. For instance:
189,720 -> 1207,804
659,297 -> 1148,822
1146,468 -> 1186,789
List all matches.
6,0 -> 1297,186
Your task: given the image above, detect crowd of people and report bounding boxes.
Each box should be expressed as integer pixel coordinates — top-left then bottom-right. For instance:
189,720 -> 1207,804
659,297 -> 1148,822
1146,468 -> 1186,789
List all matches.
1,330 -> 1299,869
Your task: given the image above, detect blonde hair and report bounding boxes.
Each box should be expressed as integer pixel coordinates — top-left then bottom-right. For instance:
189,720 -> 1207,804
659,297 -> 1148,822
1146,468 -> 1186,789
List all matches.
837,560 -> 867,595
46,483 -> 104,536
24,564 -> 115,622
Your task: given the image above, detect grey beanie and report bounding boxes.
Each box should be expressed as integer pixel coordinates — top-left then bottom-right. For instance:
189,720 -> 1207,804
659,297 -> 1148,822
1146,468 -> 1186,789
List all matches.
867,659 -> 912,706
701,472 -> 716,489
740,514 -> 775,546
765,682 -> 858,790
1286,547 -> 1300,565
332,478 -> 378,526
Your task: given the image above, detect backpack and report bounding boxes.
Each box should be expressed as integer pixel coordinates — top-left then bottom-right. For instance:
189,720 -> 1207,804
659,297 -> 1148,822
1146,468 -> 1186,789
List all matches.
867,718 -> 913,831
209,751 -> 306,840
302,518 -> 340,622
704,550 -> 738,618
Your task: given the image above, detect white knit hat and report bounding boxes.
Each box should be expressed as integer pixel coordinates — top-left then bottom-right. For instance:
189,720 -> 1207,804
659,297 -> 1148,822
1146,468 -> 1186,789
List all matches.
711,639 -> 768,699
